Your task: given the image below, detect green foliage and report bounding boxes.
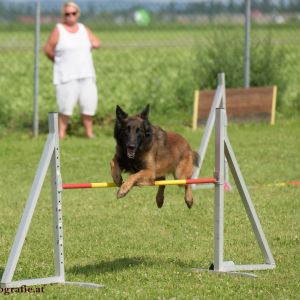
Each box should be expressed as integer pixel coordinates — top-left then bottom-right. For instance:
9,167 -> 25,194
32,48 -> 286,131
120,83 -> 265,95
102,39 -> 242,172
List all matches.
193,30 -> 289,109
250,33 -> 289,109
129,51 -> 197,118
193,31 -> 245,89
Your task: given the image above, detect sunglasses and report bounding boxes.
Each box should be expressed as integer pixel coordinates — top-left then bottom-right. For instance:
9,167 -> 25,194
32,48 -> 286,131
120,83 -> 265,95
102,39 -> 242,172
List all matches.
65,11 -> 77,17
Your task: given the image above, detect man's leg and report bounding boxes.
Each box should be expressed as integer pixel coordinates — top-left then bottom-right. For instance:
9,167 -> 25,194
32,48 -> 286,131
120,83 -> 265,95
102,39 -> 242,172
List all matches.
81,114 -> 94,138
59,113 -> 69,139
79,78 -> 98,138
56,80 -> 78,139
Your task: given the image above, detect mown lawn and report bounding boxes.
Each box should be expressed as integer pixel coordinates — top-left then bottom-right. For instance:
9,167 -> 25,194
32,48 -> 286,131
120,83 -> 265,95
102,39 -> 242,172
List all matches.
0,116 -> 300,299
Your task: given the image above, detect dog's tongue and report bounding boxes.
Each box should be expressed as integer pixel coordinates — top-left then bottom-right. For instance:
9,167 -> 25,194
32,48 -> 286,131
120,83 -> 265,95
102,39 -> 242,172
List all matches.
127,148 -> 135,159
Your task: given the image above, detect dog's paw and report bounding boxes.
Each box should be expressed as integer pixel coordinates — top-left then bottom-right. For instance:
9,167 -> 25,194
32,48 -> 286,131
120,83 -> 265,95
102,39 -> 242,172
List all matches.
117,189 -> 127,199
185,199 -> 193,209
117,183 -> 130,199
156,195 -> 164,208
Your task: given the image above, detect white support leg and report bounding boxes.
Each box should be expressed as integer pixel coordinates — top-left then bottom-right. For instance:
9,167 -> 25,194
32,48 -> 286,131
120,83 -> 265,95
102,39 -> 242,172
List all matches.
192,74 -> 224,184
1,113 -> 104,289
1,134 -> 56,287
192,73 -> 231,190
224,137 -> 275,267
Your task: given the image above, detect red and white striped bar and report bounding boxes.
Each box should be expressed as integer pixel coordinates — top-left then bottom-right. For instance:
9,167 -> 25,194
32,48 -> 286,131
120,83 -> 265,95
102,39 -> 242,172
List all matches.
62,178 -> 217,190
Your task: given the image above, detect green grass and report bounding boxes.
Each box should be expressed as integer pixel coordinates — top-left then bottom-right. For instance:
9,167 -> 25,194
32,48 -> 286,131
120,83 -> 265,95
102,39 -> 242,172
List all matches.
1,117 -> 300,299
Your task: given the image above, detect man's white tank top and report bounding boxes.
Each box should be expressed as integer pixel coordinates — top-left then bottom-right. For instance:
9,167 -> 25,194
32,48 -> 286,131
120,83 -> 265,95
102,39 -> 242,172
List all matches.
53,23 -> 96,85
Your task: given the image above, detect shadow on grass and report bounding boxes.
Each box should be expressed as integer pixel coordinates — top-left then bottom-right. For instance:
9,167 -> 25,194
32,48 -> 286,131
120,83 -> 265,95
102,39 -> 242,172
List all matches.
68,256 -> 195,276
69,257 -> 150,275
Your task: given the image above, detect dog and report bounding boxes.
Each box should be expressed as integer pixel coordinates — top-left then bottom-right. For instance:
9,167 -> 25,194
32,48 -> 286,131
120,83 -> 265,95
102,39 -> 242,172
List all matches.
110,104 -> 199,208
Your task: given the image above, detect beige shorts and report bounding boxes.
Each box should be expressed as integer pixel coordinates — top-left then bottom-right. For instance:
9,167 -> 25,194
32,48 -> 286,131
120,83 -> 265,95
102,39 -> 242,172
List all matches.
55,78 -> 98,116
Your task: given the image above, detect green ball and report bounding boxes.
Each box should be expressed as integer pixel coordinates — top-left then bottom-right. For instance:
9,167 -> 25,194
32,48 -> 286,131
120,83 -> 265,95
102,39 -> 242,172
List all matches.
134,9 -> 151,26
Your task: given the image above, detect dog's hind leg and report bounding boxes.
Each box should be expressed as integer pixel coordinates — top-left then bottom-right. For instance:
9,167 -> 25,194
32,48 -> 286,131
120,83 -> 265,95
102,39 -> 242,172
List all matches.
156,177 -> 165,208
174,153 -> 194,209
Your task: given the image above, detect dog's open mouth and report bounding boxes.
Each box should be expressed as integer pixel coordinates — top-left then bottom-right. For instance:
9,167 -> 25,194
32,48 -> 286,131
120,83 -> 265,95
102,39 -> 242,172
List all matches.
127,148 -> 136,159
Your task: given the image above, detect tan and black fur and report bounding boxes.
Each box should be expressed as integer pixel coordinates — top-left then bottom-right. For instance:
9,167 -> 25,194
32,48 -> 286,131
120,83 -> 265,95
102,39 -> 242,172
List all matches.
110,104 -> 199,208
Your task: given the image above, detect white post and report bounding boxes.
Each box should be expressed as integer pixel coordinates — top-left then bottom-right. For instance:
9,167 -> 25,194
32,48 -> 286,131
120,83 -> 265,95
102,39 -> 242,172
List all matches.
33,0 -> 40,137
213,108 -> 225,271
244,0 -> 251,88
49,113 -> 65,280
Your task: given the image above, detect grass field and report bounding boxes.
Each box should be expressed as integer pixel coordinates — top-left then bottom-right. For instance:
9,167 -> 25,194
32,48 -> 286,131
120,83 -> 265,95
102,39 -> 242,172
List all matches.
1,116 -> 300,299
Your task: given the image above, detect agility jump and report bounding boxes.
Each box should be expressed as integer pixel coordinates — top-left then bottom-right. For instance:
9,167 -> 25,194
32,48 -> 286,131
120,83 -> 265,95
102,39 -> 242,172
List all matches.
1,77 -> 275,289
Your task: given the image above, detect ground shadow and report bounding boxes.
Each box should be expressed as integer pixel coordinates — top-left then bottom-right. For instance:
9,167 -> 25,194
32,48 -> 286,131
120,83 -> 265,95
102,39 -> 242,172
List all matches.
68,257 -> 148,275
68,256 -> 197,276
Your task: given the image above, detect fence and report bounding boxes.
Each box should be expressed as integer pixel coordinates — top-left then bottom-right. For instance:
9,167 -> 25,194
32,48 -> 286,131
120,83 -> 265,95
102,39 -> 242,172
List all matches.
0,0 -> 300,134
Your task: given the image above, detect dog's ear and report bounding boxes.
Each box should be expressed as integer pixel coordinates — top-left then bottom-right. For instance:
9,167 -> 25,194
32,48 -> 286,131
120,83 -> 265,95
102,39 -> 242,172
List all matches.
140,104 -> 150,120
116,105 -> 128,122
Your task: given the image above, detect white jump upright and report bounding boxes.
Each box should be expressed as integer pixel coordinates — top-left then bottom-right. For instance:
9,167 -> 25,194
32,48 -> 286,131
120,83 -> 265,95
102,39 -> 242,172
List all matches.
193,107 -> 275,276
192,73 -> 231,190
1,113 -> 103,289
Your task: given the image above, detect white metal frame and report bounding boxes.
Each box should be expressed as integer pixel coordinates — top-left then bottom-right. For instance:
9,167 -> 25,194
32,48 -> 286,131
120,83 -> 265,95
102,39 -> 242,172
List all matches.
193,108 -> 275,277
1,106 -> 275,287
1,113 -> 103,289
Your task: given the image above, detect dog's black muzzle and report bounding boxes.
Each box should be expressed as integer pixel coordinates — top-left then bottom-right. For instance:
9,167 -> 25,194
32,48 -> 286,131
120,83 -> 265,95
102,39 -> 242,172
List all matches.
126,144 -> 136,159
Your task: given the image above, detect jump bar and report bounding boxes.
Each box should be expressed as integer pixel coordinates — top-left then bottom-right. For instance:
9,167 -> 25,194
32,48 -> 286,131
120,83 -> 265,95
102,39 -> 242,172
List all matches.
62,178 -> 217,189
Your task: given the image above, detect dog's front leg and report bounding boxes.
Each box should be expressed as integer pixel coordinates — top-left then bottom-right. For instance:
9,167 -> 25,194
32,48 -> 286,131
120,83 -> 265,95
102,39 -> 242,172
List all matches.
110,155 -> 123,187
117,169 -> 155,199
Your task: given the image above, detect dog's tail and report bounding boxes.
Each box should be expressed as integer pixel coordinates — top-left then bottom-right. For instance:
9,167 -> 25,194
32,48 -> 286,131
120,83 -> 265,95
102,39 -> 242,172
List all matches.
192,151 -> 200,167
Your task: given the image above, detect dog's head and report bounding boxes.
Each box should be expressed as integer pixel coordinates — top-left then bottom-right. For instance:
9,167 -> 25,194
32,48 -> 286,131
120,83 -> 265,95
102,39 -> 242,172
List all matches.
114,104 -> 152,159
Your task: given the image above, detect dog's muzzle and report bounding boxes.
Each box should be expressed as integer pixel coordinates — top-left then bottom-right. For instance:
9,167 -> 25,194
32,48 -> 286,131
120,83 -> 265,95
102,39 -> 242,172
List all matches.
127,145 -> 136,159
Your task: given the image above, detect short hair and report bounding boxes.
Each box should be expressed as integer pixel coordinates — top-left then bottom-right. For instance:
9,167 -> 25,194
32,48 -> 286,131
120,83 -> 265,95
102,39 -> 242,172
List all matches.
61,2 -> 81,17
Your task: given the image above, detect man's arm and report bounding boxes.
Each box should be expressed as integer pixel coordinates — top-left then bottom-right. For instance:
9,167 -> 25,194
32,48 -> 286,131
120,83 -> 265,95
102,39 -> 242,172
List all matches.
86,27 -> 101,49
44,27 -> 59,62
